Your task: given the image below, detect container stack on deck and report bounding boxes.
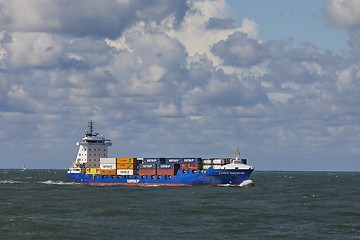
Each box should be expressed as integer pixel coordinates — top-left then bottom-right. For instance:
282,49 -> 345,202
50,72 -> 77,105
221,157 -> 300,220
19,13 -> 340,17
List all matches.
116,158 -> 137,175
86,157 -> 233,176
137,158 -> 163,175
161,158 -> 181,175
180,158 -> 202,170
202,158 -> 231,169
202,159 -> 212,170
99,157 -> 116,175
137,157 -> 202,175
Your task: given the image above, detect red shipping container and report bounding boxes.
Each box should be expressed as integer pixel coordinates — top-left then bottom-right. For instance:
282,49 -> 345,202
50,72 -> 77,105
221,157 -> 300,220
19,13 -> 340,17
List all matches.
138,169 -> 157,176
180,163 -> 200,170
157,169 -> 176,176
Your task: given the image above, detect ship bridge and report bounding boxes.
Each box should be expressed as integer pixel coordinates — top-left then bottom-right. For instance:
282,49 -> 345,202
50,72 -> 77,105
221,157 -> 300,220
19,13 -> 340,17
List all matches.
75,121 -> 112,168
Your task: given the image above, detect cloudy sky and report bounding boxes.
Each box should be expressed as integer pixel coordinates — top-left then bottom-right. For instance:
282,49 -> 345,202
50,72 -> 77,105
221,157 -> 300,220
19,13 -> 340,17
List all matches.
1,0 -> 359,171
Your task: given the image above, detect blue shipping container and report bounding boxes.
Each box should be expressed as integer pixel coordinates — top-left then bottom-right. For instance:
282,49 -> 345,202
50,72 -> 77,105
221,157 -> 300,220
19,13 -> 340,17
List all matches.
138,163 -> 157,169
181,158 -> 202,164
159,164 -> 173,169
165,158 -> 181,163
143,158 -> 166,164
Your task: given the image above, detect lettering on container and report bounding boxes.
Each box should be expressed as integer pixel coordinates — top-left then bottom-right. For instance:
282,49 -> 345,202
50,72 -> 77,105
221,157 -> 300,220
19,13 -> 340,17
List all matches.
100,163 -> 116,169
159,164 -> 172,169
144,158 -> 158,163
167,158 -> 180,163
183,158 -> 196,163
117,170 -> 133,173
140,164 -> 156,168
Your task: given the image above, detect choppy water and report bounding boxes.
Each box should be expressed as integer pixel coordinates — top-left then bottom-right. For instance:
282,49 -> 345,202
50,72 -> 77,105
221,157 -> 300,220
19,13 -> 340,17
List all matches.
0,170 -> 359,239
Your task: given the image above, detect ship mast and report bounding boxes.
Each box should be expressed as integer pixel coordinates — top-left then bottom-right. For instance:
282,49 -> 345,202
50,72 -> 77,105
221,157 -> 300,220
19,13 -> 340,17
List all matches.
85,120 -> 98,137
235,147 -> 240,161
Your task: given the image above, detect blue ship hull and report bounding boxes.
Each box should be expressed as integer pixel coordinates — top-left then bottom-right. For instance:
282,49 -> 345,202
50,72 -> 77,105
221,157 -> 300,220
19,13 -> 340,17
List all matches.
67,168 -> 254,186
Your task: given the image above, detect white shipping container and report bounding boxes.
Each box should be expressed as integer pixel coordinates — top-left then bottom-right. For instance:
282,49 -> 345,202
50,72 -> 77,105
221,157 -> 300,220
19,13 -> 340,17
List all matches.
202,165 -> 212,170
100,163 -> 116,169
203,159 -> 212,165
212,159 -> 226,165
212,165 -> 222,169
116,169 -> 135,175
100,158 -> 117,164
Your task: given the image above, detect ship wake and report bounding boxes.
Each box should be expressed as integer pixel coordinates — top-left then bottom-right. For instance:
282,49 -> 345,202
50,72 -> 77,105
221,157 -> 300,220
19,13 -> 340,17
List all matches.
39,180 -> 79,185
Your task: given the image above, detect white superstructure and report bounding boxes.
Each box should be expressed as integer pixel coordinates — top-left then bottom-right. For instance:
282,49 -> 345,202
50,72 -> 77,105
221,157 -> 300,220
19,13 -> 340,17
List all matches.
220,147 -> 254,170
67,121 -> 112,174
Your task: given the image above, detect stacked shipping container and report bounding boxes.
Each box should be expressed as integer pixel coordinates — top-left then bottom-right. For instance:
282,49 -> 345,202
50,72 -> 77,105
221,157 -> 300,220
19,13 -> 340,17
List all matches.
138,165 -> 157,175
99,157 -> 116,175
137,158 -> 203,175
157,163 -> 179,175
179,158 -> 202,170
86,157 -> 233,176
116,158 -> 137,175
202,158 -> 231,169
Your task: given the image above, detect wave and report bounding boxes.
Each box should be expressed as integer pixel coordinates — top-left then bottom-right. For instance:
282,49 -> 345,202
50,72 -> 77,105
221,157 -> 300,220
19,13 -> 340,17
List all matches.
38,180 -> 79,185
0,180 -> 22,184
217,179 -> 255,188
217,184 -> 241,187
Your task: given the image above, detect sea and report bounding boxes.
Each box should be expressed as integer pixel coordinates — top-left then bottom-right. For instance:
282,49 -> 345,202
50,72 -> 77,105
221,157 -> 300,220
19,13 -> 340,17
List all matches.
0,170 -> 359,240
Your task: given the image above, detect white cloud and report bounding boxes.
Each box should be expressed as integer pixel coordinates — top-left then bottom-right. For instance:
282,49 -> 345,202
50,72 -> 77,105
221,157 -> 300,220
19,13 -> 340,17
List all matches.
325,0 -> 360,29
267,92 -> 293,103
0,0 -> 359,170
166,0 -> 260,68
2,32 -> 64,69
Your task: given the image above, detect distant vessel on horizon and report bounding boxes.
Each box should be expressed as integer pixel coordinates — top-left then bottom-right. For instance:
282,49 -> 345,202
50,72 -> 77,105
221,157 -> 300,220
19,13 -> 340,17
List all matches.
67,121 -> 255,186
20,163 -> 26,171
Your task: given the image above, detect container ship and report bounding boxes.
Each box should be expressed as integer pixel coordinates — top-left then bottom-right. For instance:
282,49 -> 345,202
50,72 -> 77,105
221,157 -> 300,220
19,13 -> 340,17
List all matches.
67,121 -> 254,186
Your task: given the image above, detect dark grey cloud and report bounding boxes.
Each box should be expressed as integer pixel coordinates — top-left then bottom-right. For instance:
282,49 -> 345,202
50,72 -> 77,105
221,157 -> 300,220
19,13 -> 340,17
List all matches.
184,71 -> 267,108
347,31 -> 360,59
0,0 -> 188,39
206,17 -> 235,29
211,31 -> 288,67
286,42 -> 317,61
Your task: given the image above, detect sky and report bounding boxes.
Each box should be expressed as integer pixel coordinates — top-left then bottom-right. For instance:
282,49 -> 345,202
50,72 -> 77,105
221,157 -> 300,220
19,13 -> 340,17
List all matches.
0,0 -> 359,171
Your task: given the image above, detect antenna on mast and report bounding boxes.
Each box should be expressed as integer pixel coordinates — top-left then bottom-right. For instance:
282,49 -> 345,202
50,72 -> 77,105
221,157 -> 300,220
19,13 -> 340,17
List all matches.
88,120 -> 93,135
85,120 -> 98,137
235,147 -> 240,160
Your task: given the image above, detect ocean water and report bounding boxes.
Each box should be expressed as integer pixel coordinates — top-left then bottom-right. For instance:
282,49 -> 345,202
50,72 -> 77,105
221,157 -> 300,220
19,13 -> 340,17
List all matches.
0,170 -> 359,240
